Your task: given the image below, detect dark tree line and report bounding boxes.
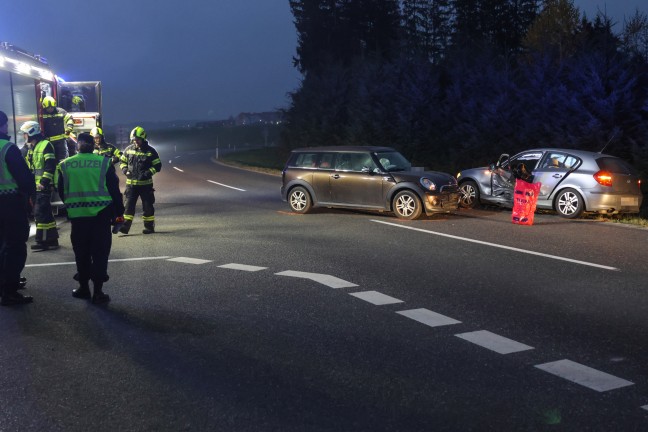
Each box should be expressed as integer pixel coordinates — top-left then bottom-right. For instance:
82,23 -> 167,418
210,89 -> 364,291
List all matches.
282,0 -> 648,178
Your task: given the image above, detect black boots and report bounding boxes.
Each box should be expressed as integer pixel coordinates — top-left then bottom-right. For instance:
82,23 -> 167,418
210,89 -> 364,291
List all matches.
72,279 -> 110,304
91,282 -> 110,305
1,283 -> 33,306
118,220 -> 132,234
31,240 -> 59,251
142,222 -> 155,235
72,280 -> 91,299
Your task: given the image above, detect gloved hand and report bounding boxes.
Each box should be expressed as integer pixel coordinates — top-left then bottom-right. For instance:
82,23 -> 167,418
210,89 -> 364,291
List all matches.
112,216 -> 125,234
125,171 -> 132,179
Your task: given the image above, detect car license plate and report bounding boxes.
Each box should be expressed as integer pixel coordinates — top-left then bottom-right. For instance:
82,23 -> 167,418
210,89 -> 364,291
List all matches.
621,197 -> 638,206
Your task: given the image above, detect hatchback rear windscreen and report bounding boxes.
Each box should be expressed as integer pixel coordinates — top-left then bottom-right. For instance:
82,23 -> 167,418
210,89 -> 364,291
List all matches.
596,157 -> 639,175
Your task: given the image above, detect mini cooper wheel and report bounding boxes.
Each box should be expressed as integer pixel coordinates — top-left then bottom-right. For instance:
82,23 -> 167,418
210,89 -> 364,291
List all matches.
393,190 -> 422,220
288,186 -> 312,214
459,180 -> 480,208
555,188 -> 584,219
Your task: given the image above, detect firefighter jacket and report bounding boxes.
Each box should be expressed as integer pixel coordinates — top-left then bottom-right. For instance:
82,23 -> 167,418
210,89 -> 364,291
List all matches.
57,152 -> 124,218
94,140 -> 122,165
119,140 -> 161,186
42,107 -> 70,142
0,135 -> 35,198
29,138 -> 57,187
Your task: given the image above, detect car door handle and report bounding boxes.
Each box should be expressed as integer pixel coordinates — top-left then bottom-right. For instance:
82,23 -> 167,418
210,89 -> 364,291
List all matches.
552,174 -> 563,178
331,174 -> 340,179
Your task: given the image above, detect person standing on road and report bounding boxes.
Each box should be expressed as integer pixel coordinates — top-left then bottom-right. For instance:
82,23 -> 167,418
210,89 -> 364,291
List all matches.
0,111 -> 36,305
118,126 -> 161,235
57,132 -> 124,304
91,127 -> 122,165
21,121 -> 59,251
40,96 -> 70,164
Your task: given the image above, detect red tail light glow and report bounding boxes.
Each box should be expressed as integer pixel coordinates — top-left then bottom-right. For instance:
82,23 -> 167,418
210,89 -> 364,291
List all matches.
593,170 -> 613,187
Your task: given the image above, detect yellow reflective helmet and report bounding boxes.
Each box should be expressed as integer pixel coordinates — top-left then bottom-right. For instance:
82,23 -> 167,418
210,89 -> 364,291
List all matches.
72,96 -> 83,105
20,121 -> 41,137
90,127 -> 104,138
42,96 -> 57,109
130,126 -> 147,141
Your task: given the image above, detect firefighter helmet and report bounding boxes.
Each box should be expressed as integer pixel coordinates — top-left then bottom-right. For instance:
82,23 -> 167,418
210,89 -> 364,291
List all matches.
130,126 -> 147,141
72,96 -> 83,105
20,121 -> 41,137
90,127 -> 104,138
42,96 -> 57,109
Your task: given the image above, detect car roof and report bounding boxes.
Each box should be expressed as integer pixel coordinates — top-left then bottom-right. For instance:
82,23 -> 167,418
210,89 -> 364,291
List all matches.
291,146 -> 395,153
518,148 -> 617,159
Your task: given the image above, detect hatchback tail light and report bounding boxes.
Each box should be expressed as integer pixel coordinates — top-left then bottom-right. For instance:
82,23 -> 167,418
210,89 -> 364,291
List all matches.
593,170 -> 613,187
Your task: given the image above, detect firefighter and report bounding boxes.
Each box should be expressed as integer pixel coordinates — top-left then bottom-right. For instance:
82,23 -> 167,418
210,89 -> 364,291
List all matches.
57,133 -> 124,304
21,121 -> 59,250
41,96 -> 70,163
91,127 -> 122,165
118,126 -> 161,235
0,111 -> 35,305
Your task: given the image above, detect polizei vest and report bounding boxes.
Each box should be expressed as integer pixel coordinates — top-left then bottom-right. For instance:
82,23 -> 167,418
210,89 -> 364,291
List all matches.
59,153 -> 112,218
0,139 -> 19,196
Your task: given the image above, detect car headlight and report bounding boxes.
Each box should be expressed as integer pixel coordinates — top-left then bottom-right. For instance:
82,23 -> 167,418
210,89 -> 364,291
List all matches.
456,172 -> 461,179
420,177 -> 436,191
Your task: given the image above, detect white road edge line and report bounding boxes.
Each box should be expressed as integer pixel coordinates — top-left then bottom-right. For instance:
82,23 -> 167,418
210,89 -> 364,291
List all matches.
535,359 -> 634,392
173,167 -> 184,172
26,256 -> 173,268
207,180 -> 246,192
370,219 -> 619,271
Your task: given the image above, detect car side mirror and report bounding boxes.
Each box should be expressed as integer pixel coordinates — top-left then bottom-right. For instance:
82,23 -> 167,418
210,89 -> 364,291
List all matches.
361,167 -> 371,173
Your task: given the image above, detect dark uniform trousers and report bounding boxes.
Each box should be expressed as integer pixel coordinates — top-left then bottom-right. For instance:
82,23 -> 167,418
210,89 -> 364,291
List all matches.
51,138 -> 69,165
71,208 -> 112,284
0,195 -> 30,294
124,184 -> 155,229
33,189 -> 58,243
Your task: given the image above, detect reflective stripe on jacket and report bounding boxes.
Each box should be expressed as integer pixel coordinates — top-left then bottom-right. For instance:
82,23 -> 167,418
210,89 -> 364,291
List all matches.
119,141 -> 161,186
59,153 -> 112,218
0,139 -> 19,195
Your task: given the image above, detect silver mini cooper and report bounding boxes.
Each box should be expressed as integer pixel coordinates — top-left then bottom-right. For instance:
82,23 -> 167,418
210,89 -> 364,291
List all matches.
457,148 -> 642,218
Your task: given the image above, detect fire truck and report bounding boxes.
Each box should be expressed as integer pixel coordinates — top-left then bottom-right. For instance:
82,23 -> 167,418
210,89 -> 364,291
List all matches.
0,41 -> 102,141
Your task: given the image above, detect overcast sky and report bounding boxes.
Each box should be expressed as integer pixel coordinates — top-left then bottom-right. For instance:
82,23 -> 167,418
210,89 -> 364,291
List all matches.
3,1 -> 646,126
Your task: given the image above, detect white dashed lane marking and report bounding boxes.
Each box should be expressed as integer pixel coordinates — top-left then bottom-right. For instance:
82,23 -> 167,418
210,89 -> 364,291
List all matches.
167,257 -> 212,265
207,180 -> 246,191
219,263 -> 268,272
371,219 -> 620,271
276,270 -> 358,288
535,359 -> 634,392
173,167 -> 184,172
397,308 -> 461,327
349,290 -> 404,305
455,330 -> 534,354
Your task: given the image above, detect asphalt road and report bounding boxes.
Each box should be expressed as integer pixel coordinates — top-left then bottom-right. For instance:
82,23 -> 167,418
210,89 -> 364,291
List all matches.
3,144 -> 648,431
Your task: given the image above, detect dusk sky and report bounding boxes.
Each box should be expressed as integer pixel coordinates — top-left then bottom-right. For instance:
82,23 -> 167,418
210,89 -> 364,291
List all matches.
3,1 -> 646,126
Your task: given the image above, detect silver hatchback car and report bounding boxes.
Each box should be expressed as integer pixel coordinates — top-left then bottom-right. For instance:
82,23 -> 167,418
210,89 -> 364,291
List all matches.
457,148 -> 643,218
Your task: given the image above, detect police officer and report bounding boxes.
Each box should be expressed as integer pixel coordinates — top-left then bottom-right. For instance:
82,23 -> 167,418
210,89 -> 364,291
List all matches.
57,132 -> 124,304
118,126 -> 161,234
21,121 -> 59,250
91,127 -> 122,165
0,111 -> 36,305
41,96 -> 72,163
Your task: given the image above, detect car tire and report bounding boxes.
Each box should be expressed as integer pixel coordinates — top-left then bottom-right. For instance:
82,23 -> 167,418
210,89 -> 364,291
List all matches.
459,180 -> 480,208
555,188 -> 584,219
393,190 -> 422,220
288,186 -> 312,214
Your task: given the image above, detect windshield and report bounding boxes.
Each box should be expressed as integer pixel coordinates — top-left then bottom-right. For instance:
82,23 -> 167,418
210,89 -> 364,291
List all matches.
375,151 -> 412,172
